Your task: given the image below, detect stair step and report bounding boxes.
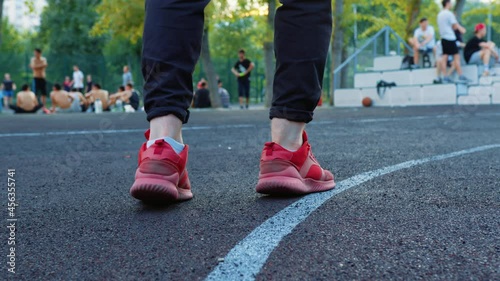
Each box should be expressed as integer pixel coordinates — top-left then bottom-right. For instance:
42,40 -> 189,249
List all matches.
373,56 -> 403,71
354,65 -> 479,88
334,84 -> 457,107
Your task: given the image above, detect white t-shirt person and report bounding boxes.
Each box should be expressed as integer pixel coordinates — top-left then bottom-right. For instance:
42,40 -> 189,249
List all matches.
437,10 -> 458,41
414,25 -> 436,49
73,69 -> 84,89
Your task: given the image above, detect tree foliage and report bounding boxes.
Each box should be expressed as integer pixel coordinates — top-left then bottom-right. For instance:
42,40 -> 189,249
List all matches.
91,0 -> 144,43
37,0 -> 107,85
463,0 -> 500,34
0,19 -> 31,84
39,0 -> 105,56
0,19 -> 25,52
352,0 -> 440,40
13,0 -> 500,104
0,0 -> 4,46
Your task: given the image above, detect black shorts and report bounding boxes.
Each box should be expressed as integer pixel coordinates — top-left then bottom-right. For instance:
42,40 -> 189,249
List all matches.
238,79 -> 250,98
441,39 -> 458,56
33,78 -> 47,96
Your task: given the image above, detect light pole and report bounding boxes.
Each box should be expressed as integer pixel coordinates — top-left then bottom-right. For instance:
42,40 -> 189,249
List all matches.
488,0 -> 492,42
353,4 -> 358,50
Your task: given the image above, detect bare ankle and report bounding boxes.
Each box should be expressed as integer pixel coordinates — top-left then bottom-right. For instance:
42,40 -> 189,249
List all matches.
271,118 -> 305,151
150,115 -> 184,143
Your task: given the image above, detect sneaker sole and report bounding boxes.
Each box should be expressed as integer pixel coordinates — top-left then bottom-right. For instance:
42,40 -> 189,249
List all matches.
130,179 -> 193,203
130,177 -> 179,203
256,175 -> 335,195
130,170 -> 193,203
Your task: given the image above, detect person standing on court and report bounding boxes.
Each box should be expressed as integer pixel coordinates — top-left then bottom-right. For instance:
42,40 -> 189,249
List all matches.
30,48 -> 48,106
86,74 -> 94,93
231,49 -> 254,109
1,73 -> 17,108
437,0 -> 467,83
123,65 -> 133,87
130,0 -> 335,203
71,65 -> 85,93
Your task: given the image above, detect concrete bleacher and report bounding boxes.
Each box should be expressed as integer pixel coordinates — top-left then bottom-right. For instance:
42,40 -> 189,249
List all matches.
336,55 -> 500,107
335,84 -> 457,107
354,64 -> 479,88
493,83 -> 500,104
373,56 -> 403,71
373,53 -> 437,71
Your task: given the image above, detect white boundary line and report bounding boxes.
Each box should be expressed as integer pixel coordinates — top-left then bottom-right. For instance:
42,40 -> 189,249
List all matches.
205,144 -> 500,281
1,112 -> 499,138
0,125 -> 255,138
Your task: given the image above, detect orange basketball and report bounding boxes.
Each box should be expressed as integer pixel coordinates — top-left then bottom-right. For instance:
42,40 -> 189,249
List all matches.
362,97 -> 372,107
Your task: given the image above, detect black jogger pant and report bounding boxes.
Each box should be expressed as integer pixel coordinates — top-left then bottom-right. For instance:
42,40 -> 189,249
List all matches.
9,104 -> 43,114
142,0 -> 331,123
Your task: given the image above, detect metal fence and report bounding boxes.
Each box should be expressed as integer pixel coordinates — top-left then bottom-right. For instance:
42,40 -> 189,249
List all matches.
0,52 -> 143,95
194,57 -> 333,104
0,53 -> 333,105
332,26 -> 413,93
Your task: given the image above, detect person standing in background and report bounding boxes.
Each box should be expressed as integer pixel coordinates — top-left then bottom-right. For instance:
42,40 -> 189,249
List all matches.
86,75 -> 93,93
71,65 -> 85,93
1,73 -> 17,108
232,49 -> 254,109
30,48 -> 48,105
123,66 -> 133,86
437,0 -> 467,83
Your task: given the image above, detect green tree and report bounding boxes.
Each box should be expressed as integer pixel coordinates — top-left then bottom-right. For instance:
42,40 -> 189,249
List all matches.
331,0 -> 343,104
462,0 -> 499,42
93,0 -> 230,107
355,0 -> 439,41
208,2 -> 267,104
455,0 -> 467,22
0,19 -> 31,85
102,37 -> 142,89
38,0 -> 106,84
262,0 -> 276,107
0,0 -> 4,46
91,0 -> 143,43
405,0 -> 423,44
201,2 -> 225,108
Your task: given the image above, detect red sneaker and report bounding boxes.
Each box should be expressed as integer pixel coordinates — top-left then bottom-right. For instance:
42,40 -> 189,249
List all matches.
256,131 -> 335,195
130,130 -> 192,203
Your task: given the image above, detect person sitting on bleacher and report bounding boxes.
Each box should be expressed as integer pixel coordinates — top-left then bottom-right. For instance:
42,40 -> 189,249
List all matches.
464,23 -> 499,77
409,18 -> 436,68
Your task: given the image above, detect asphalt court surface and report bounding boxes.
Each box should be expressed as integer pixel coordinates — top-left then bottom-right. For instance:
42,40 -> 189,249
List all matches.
0,105 -> 499,280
